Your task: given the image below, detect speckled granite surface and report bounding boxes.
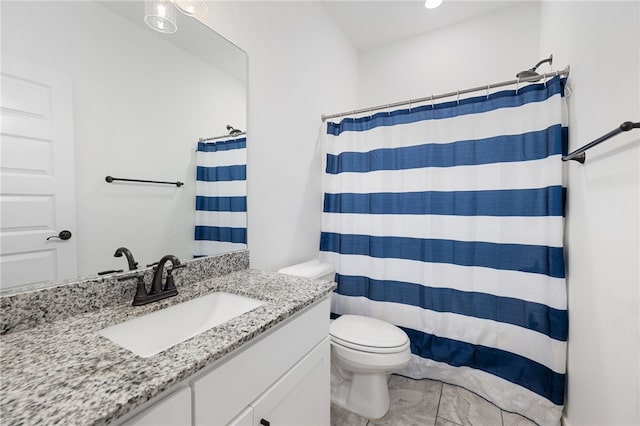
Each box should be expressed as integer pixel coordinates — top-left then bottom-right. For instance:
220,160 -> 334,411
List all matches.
0,250 -> 249,335
0,268 -> 335,425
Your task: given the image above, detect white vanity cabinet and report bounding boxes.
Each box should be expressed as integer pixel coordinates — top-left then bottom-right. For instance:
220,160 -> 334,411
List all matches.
192,296 -> 331,425
120,295 -> 331,426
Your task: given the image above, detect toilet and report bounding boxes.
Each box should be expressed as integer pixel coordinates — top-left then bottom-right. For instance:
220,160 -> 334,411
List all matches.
278,259 -> 412,419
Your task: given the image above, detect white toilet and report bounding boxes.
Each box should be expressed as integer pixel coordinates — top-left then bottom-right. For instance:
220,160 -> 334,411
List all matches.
278,259 -> 412,419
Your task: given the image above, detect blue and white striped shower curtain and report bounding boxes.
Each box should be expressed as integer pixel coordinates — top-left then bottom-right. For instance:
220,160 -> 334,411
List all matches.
320,76 -> 568,425
194,136 -> 247,256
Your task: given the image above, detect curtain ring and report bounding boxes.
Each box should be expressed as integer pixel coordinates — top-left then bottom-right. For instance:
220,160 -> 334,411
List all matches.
486,84 -> 490,99
456,90 -> 460,105
369,107 -> 373,119
430,95 -> 435,109
387,104 -> 391,116
408,99 -> 412,112
516,77 -> 520,94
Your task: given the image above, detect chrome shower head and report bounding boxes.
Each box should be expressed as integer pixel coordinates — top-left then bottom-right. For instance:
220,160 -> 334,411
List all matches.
516,69 -> 542,80
516,54 -> 553,81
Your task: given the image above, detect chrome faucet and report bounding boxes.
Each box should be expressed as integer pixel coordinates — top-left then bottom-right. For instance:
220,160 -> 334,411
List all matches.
114,247 -> 138,270
129,254 -> 184,306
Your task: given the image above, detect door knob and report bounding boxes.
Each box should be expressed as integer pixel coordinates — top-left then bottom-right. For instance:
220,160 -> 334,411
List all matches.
46,230 -> 72,241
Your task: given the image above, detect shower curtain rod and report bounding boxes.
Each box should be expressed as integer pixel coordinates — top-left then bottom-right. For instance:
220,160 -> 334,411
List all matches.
199,131 -> 246,142
321,66 -> 570,122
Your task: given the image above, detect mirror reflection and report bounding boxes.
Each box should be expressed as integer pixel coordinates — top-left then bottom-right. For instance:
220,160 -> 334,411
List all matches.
0,1 -> 247,291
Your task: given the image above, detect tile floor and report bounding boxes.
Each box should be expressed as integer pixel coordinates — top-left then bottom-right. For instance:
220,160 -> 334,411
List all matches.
330,375 -> 538,426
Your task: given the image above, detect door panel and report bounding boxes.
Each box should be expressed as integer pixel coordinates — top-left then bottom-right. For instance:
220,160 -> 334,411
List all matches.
1,251 -> 57,288
2,195 -> 55,229
0,54 -> 77,289
1,134 -> 54,175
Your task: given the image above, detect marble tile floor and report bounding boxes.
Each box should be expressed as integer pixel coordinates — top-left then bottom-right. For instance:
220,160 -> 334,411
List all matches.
331,375 -> 538,426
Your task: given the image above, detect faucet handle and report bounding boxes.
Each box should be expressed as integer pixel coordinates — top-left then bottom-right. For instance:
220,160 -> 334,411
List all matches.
163,262 -> 184,292
131,274 -> 149,305
163,265 -> 184,292
164,269 -> 177,292
115,272 -> 149,306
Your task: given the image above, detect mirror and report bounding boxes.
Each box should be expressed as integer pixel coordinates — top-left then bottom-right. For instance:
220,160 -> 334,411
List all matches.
0,1 -> 247,291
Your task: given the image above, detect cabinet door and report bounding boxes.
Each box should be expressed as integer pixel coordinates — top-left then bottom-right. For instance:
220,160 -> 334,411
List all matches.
252,338 -> 330,426
228,406 -> 253,426
192,297 -> 330,425
123,386 -> 191,426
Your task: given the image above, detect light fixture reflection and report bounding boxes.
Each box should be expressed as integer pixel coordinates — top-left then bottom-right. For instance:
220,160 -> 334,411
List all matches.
424,0 -> 443,9
173,0 -> 208,18
144,0 -> 177,34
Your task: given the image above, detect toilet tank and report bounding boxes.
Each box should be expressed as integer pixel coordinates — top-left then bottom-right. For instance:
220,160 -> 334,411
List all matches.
277,259 -> 335,282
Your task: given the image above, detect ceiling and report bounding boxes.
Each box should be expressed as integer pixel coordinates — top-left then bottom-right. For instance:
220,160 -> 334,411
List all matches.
321,1 -> 527,51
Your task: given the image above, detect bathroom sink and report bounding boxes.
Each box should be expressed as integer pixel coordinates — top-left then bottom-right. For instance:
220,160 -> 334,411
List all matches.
98,292 -> 265,357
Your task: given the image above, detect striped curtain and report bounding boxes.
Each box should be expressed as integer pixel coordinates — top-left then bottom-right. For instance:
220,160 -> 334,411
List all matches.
320,76 -> 568,425
194,136 -> 247,256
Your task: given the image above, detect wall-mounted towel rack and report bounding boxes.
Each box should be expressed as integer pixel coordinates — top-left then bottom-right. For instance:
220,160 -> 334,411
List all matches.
563,121 -> 640,163
105,176 -> 184,187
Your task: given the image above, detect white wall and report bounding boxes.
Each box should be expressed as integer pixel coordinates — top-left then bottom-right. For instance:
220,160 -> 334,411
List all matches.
539,2 -> 640,425
358,2 -> 541,107
203,1 -> 359,271
1,1 -> 246,275
207,3 -> 639,421
358,1 -> 640,424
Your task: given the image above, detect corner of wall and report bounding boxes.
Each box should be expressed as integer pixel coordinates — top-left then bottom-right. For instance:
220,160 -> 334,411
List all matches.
539,2 -> 640,425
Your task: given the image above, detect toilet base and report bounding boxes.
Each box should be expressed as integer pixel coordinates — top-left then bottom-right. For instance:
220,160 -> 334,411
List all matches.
330,364 -> 391,419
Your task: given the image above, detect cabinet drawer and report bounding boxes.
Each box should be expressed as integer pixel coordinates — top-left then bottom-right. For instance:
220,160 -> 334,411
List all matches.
192,296 -> 330,425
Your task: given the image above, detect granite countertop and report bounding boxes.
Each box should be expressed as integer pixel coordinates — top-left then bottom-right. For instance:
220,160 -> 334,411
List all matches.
0,269 -> 335,425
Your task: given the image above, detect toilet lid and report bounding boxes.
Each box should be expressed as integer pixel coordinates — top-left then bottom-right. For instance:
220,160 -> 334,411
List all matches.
330,315 -> 409,350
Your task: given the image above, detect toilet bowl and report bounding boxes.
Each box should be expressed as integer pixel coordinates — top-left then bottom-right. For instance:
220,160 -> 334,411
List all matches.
278,260 -> 412,419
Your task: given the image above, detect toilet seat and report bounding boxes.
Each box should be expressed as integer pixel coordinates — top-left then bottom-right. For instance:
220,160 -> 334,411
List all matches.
331,335 -> 410,354
330,315 -> 410,354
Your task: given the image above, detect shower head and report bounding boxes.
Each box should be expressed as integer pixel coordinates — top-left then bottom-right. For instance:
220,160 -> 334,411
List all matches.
516,69 -> 542,80
516,55 -> 553,81
226,124 -> 243,135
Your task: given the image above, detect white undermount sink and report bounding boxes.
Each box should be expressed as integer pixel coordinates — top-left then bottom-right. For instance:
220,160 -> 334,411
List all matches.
98,292 -> 265,358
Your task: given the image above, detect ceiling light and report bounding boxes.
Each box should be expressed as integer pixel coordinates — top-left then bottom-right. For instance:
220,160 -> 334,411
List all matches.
144,0 -> 177,34
425,0 -> 443,9
173,0 -> 208,18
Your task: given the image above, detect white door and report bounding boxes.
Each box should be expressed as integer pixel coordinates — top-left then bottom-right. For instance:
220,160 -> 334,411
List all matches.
0,53 -> 77,290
